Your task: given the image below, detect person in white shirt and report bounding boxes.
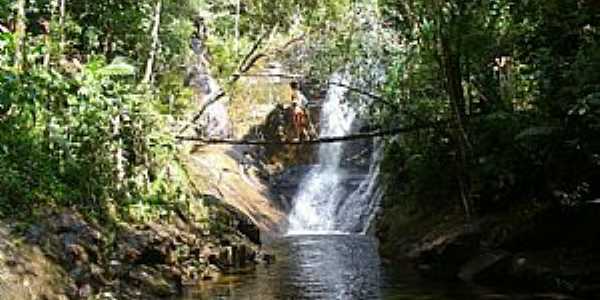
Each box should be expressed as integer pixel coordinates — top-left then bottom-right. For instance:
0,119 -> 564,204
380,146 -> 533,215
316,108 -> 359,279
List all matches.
290,81 -> 310,141
290,81 -> 309,108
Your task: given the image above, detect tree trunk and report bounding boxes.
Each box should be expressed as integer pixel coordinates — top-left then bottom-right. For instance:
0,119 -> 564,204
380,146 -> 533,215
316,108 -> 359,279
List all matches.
44,0 -> 65,65
14,0 -> 26,71
43,34 -> 51,67
235,0 -> 240,55
103,29 -> 113,57
176,120 -> 446,145
43,2 -> 54,67
498,56 -> 515,111
113,114 -> 125,195
59,0 -> 66,54
143,0 -> 162,84
441,30 -> 473,220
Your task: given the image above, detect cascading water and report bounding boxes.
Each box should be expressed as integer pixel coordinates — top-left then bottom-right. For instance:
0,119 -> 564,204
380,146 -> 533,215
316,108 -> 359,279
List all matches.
285,0 -> 388,236
336,144 -> 383,234
287,73 -> 383,235
188,21 -> 232,138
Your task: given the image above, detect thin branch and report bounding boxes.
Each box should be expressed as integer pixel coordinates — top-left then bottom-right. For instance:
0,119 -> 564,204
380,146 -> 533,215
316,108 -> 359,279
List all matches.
177,90 -> 226,135
178,29 -> 304,135
239,53 -> 268,74
273,33 -> 305,54
227,73 -> 390,104
233,72 -> 303,79
143,0 -> 162,84
232,33 -> 304,79
235,30 -> 271,78
177,29 -> 272,135
327,81 -> 389,103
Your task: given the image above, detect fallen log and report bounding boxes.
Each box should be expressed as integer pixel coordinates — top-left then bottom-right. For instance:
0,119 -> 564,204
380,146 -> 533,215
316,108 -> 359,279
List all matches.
176,121 -> 445,145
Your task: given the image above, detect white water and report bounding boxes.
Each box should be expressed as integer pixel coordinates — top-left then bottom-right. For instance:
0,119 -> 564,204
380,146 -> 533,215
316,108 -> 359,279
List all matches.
189,34 -> 232,138
287,73 -> 382,235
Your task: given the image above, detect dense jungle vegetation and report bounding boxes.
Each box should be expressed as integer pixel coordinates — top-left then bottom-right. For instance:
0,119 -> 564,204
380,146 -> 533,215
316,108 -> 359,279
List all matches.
377,0 -> 600,218
1,1 -> 600,298
1,0 -> 600,228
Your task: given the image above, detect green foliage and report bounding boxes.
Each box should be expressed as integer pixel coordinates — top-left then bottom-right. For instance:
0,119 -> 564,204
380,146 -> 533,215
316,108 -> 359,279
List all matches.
0,0 -> 364,221
0,0 -> 202,220
377,0 -> 600,215
0,32 -> 14,68
1,0 -> 599,223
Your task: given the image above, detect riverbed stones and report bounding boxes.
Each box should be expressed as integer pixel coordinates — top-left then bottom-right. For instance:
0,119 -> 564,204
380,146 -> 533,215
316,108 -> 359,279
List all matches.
458,250 -> 511,282
201,264 -> 221,280
128,265 -> 180,297
77,283 -> 93,298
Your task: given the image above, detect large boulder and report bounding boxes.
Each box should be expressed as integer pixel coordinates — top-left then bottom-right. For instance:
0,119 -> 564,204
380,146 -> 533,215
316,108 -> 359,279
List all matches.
411,225 -> 482,279
202,194 -> 261,245
217,244 -> 253,268
458,250 -> 511,282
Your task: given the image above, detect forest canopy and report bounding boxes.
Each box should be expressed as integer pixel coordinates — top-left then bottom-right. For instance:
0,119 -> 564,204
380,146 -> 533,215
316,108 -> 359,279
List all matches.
1,0 -> 599,221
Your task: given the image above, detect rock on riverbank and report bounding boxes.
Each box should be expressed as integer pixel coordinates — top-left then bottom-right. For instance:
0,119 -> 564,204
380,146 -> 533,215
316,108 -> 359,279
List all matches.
1,202 -> 268,300
377,206 -> 600,298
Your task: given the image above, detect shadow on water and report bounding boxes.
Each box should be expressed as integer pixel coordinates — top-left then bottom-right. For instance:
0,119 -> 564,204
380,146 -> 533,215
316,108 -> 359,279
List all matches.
183,235 -> 577,300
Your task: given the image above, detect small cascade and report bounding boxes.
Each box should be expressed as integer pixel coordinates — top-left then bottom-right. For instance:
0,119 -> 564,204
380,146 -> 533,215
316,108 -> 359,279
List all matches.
336,143 -> 383,234
187,19 -> 232,138
287,73 -> 383,235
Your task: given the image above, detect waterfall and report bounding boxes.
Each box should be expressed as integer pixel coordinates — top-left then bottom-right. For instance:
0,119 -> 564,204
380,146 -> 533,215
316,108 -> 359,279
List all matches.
287,73 -> 383,235
188,28 -> 232,138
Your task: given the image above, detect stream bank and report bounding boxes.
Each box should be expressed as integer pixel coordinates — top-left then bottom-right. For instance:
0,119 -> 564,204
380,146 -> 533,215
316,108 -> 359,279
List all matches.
0,144 -> 285,300
376,204 -> 600,298
0,200 -> 266,300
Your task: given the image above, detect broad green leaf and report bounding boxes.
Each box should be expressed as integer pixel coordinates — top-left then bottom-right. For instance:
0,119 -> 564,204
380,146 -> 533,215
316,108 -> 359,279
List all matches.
99,57 -> 137,76
515,126 -> 557,141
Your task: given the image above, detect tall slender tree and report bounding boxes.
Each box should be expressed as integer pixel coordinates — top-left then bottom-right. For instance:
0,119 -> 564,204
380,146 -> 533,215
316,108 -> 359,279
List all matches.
143,0 -> 162,84
14,0 -> 26,71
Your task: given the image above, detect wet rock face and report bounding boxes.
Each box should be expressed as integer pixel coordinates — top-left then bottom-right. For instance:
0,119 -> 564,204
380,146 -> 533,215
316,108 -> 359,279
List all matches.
187,65 -> 212,95
270,165 -> 314,201
262,104 -> 289,141
458,250 -> 511,282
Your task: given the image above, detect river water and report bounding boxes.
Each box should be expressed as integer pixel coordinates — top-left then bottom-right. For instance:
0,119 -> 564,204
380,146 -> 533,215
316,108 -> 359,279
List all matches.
184,235 -> 570,300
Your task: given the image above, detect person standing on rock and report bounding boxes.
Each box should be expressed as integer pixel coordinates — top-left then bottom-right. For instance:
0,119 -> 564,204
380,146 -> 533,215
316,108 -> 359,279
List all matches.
291,101 -> 307,141
290,81 -> 315,141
